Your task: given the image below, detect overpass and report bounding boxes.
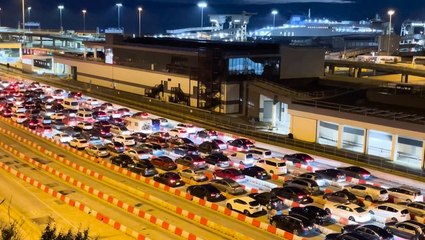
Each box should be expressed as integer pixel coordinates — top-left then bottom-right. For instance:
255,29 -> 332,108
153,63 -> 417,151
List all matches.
325,59 -> 425,83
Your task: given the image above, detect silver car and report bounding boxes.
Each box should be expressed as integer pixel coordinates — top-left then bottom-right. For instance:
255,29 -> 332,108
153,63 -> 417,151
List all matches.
178,169 -> 208,182
210,178 -> 245,195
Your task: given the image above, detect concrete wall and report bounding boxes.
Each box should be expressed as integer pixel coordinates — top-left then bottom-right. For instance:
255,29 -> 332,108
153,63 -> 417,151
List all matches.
221,83 -> 240,113
280,46 -> 325,79
291,116 -> 317,142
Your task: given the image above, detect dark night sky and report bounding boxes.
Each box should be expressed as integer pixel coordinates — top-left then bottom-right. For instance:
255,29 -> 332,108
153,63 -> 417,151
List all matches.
0,0 -> 423,34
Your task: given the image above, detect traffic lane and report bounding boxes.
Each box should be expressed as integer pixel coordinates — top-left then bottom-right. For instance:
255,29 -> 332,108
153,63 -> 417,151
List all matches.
3,123 -> 282,240
0,136 -> 223,240
0,151 -> 164,240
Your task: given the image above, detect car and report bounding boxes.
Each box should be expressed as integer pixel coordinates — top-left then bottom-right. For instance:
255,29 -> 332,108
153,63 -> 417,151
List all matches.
369,203 -> 411,222
398,201 -> 425,217
178,169 -> 208,182
324,232 -> 372,240
211,139 -> 227,150
385,220 -> 425,240
324,203 -> 372,223
255,158 -> 287,175
24,117 -> 39,129
93,120 -> 112,129
187,184 -> 226,202
151,156 -> 177,171
299,172 -> 327,187
175,123 -> 196,134
85,145 -> 110,157
283,178 -> 321,195
227,138 -> 255,151
387,186 -> 423,203
247,147 -> 273,160
150,131 -> 170,139
283,153 -> 314,165
213,168 -> 245,182
91,126 -> 112,138
68,138 -> 89,149
132,111 -> 149,118
53,120 -> 66,130
241,166 -> 271,180
344,184 -> 389,202
323,189 -> 365,206
1,108 -> 12,118
112,135 -> 136,146
35,124 -> 53,133
198,141 -> 222,154
76,121 -> 93,130
110,125 -> 130,135
11,113 -> 27,124
289,206 -> 333,226
53,133 -> 73,143
141,142 -> 165,156
195,130 -> 218,139
157,118 -> 169,127
167,137 -> 194,147
315,169 -> 347,182
124,147 -> 151,160
100,102 -> 114,111
63,116 -> 78,126
147,136 -> 169,148
228,151 -> 255,166
337,166 -> 372,180
175,155 -> 206,169
171,145 -> 198,156
105,142 -> 125,154
169,128 -> 188,138
51,112 -> 66,120
248,192 -> 285,217
92,111 -> 108,121
270,214 -> 316,236
204,153 -> 230,168
210,178 -> 246,195
131,132 -> 148,143
110,154 -> 134,168
271,187 -> 313,204
127,160 -> 157,177
153,172 -> 185,187
342,224 -> 393,240
226,196 -> 262,216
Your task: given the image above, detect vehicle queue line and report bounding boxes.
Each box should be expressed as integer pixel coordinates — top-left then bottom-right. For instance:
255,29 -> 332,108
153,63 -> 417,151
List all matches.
0,119 -> 285,240
0,143 -> 149,240
0,132 -> 205,240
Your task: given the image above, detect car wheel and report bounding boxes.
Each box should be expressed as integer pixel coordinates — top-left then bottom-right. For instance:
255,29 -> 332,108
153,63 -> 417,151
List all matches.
190,177 -> 195,181
365,196 -> 373,202
226,203 -> 232,210
348,216 -> 355,221
294,229 -> 300,236
239,161 -> 244,165
325,208 -> 331,214
391,217 -> 398,222
406,199 -> 412,203
270,170 -> 274,175
369,210 -> 374,215
243,210 -> 250,216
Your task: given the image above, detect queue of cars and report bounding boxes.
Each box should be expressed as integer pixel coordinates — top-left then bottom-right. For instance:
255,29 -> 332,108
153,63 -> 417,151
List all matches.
2,79 -> 425,239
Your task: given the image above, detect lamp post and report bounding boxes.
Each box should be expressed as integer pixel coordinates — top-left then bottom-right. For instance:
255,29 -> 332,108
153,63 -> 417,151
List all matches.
387,9 -> 395,56
271,10 -> 278,27
58,5 -> 64,32
197,2 -> 207,28
82,9 -> 87,33
0,8 -> 2,27
27,7 -> 31,22
138,7 -> 143,37
116,3 -> 122,29
21,0 -> 25,34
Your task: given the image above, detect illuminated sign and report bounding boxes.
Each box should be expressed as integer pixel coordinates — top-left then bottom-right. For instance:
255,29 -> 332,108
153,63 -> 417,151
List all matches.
34,58 -> 52,70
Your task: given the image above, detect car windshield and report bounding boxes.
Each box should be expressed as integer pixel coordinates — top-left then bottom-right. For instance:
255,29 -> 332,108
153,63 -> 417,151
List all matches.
229,181 -> 240,187
354,207 -> 366,213
277,162 -> 285,167
249,201 -> 259,207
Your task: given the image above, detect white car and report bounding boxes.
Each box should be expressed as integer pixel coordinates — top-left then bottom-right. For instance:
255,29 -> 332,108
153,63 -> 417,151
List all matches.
176,123 -> 196,134
68,138 -> 89,149
110,125 -> 131,135
369,203 -> 411,223
169,128 -> 188,138
53,133 -> 73,143
324,203 -> 372,223
11,113 -> 27,124
124,148 -> 151,160
76,121 -> 93,130
226,196 -> 263,216
85,145 -> 110,157
113,135 -> 136,146
178,169 -> 208,182
387,186 -> 423,203
51,113 -> 66,120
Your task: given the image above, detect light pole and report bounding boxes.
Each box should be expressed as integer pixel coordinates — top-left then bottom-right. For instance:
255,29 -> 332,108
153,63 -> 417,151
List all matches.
82,9 -> 87,33
197,2 -> 207,28
27,7 -> 31,22
138,7 -> 143,37
116,3 -> 122,29
21,0 -> 25,34
271,10 -> 278,27
387,9 -> 395,56
58,5 -> 64,32
0,8 -> 2,27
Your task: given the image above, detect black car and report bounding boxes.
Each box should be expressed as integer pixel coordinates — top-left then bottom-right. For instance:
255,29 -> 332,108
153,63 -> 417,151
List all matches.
325,232 -> 371,240
289,206 -> 333,226
271,187 -> 313,204
131,132 -> 148,143
153,172 -> 185,187
323,189 -> 365,207
175,155 -> 206,169
168,137 -> 194,146
187,184 -> 226,202
91,126 -> 112,138
385,220 -> 425,240
242,166 -> 271,180
226,138 -> 254,150
315,169 -> 346,182
342,224 -> 393,240
248,192 -> 285,216
198,141 -> 221,154
283,153 -> 314,164
270,214 -> 316,236
195,130 -> 218,139
283,178 -> 321,195
106,142 -> 125,154
127,160 -> 158,177
204,153 -> 230,168
171,144 -> 198,156
110,154 -> 134,168
337,166 -> 372,180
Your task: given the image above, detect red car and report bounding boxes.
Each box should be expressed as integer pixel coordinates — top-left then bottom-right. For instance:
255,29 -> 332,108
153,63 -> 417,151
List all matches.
36,124 -> 53,133
151,156 -> 177,171
213,168 -> 245,182
147,136 -> 169,148
132,111 -> 149,118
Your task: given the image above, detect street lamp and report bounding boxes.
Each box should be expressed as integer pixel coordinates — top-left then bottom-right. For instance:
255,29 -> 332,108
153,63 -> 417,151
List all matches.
0,8 -> 2,27
116,3 -> 123,29
82,9 -> 87,33
58,5 -> 64,32
387,9 -> 395,56
27,7 -> 31,22
138,7 -> 143,37
197,2 -> 207,28
271,10 -> 278,27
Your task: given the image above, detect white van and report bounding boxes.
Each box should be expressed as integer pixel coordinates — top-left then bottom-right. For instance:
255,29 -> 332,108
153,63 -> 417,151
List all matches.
62,98 -> 79,110
76,110 -> 94,123
247,147 -> 273,160
255,158 -> 287,175
229,151 -> 255,166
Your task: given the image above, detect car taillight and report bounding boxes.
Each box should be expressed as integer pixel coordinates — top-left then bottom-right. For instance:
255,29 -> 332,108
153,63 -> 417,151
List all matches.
210,193 -> 216,197
298,195 -> 304,199
169,179 -> 176,183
